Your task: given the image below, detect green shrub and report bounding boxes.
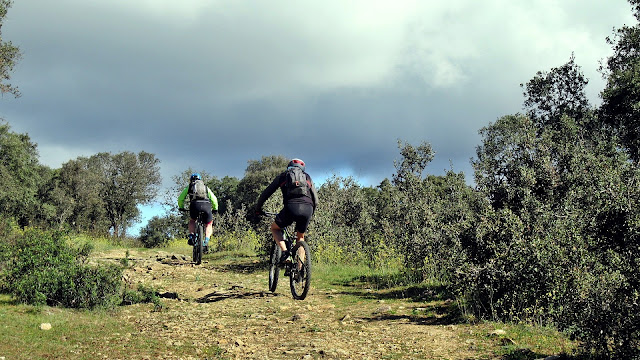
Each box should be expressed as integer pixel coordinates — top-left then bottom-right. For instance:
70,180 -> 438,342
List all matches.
0,218 -> 20,292
213,229 -> 260,253
213,202 -> 262,254
312,240 -> 349,265
312,175 -> 381,266
556,258 -> 639,359
1,228 -> 123,308
122,283 -> 162,309
139,214 -> 182,248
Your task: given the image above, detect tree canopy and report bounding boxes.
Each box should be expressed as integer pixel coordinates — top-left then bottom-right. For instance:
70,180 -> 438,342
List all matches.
0,0 -> 21,97
1,1 -> 640,357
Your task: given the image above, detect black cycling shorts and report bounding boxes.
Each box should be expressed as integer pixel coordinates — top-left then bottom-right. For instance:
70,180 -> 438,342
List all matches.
275,202 -> 314,234
189,200 -> 213,224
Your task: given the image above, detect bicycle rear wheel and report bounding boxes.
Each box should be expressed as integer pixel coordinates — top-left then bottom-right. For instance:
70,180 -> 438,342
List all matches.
268,242 -> 281,292
193,222 -> 204,265
290,241 -> 311,300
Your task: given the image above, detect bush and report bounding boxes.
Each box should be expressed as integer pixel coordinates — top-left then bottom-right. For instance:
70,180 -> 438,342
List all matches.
214,202 -> 262,254
122,283 -> 162,310
557,257 -> 640,360
311,175 -> 380,266
139,214 -> 182,248
468,114 -> 640,358
1,228 -> 123,308
0,217 -> 21,293
213,229 -> 260,253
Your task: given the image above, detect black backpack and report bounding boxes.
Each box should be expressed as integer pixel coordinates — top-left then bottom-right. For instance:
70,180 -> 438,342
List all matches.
188,179 -> 208,201
284,166 -> 309,198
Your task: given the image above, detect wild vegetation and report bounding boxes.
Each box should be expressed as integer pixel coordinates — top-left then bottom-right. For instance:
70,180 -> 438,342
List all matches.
1,0 -> 640,358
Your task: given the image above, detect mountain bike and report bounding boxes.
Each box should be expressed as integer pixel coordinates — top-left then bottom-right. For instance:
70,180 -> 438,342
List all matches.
179,208 -> 205,265
264,212 -> 312,300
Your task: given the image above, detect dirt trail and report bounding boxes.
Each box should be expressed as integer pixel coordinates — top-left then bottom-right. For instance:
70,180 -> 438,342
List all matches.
101,249 -> 495,360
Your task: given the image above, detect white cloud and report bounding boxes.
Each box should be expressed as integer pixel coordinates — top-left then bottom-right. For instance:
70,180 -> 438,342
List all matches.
35,144 -> 93,169
28,0 -> 628,104
190,1 -> 423,100
4,0 -> 636,180
108,0 -> 216,21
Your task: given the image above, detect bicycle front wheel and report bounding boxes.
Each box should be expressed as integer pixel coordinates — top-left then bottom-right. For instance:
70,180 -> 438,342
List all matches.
193,222 -> 204,265
268,242 -> 281,292
290,241 -> 311,300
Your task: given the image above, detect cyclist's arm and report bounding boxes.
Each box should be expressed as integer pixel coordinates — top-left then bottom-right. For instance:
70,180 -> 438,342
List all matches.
256,175 -> 280,211
308,176 -> 319,210
207,188 -> 219,212
177,187 -> 189,209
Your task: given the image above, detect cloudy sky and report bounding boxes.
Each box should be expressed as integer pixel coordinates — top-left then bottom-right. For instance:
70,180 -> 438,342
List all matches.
1,0 -> 636,229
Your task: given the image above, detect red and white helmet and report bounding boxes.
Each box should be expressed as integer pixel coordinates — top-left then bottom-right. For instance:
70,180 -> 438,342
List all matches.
287,158 -> 305,171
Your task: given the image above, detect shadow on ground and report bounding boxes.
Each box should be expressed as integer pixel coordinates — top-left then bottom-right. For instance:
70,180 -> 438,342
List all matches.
333,275 -> 465,325
201,253 -> 267,274
360,311 -> 460,326
339,283 -> 451,302
196,285 -> 276,303
490,349 -> 573,360
206,260 -> 266,274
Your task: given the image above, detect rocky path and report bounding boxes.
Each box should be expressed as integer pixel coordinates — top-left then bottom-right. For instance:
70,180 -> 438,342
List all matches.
101,249 -> 497,359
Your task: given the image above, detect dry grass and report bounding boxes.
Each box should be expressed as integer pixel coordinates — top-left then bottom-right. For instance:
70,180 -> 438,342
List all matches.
0,248 -> 576,359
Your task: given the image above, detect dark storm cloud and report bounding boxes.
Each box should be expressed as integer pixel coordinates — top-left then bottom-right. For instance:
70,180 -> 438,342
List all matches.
2,0 -> 636,195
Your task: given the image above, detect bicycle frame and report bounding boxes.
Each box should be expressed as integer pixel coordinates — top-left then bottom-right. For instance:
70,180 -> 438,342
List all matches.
263,211 -> 312,300
179,207 -> 205,265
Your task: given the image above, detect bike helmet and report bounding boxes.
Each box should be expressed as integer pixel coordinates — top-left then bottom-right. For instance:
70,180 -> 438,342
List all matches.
190,173 -> 202,181
287,158 -> 305,171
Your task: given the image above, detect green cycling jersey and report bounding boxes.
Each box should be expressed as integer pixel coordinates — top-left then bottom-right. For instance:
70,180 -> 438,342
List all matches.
177,186 -> 219,211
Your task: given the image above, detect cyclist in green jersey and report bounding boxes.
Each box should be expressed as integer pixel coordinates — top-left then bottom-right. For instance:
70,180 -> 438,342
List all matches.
178,173 -> 219,253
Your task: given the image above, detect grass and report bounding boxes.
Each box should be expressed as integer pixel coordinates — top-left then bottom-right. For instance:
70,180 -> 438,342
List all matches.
0,236 -> 578,360
0,294 -> 227,359
313,262 -> 449,301
3,266 -> 574,360
460,322 -> 577,360
0,294 -> 140,359
69,233 -> 139,250
312,262 -> 577,359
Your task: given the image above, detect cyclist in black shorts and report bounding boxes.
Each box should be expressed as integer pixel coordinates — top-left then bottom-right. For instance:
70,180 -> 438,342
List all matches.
178,173 -> 219,252
256,158 -> 318,264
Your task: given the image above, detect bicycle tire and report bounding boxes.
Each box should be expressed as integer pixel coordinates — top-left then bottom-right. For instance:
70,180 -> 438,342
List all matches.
268,242 -> 281,292
193,221 -> 204,265
290,241 -> 311,300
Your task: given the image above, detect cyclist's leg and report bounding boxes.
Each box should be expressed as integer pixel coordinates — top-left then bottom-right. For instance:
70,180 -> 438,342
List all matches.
270,222 -> 286,251
273,209 -> 294,253
188,202 -> 199,235
290,203 -> 313,242
202,221 -> 213,253
201,203 -> 214,245
188,219 -> 196,234
294,231 -> 306,269
194,201 -> 214,246
205,221 -> 213,239
290,203 -> 313,267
